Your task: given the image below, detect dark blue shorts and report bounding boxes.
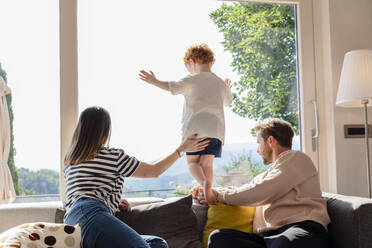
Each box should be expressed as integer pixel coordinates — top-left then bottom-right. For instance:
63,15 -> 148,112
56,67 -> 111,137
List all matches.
186,138 -> 222,158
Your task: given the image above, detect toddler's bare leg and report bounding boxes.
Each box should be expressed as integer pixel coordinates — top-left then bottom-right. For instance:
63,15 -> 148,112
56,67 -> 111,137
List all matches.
186,155 -> 205,185
200,155 -> 216,205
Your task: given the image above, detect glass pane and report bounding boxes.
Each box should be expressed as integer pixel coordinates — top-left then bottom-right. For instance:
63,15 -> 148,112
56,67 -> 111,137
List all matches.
0,0 -> 60,202
78,0 -> 299,197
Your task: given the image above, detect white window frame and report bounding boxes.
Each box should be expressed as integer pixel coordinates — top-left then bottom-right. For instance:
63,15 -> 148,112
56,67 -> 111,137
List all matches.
59,0 -> 323,200
60,0 -> 78,201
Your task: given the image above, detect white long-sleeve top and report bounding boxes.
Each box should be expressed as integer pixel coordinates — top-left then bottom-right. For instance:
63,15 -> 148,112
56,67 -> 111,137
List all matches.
218,150 -> 331,233
168,72 -> 232,144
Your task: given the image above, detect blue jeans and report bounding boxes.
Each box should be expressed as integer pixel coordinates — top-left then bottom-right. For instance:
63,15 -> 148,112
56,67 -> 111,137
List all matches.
64,198 -> 168,248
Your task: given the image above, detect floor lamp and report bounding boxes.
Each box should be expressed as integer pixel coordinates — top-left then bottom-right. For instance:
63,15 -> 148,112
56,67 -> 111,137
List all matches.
336,49 -> 372,198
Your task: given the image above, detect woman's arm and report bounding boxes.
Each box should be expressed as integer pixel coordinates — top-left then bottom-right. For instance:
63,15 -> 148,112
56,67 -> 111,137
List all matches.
139,70 -> 170,91
131,134 -> 210,178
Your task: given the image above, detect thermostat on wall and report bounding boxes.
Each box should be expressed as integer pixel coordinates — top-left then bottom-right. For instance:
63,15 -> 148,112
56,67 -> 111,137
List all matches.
344,124 -> 372,138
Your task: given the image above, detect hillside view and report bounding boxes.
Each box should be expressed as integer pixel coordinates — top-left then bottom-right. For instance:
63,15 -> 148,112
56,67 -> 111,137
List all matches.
16,138 -> 300,199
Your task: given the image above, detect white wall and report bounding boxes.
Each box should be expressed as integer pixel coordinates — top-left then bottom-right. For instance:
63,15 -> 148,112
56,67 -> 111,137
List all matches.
315,0 -> 372,197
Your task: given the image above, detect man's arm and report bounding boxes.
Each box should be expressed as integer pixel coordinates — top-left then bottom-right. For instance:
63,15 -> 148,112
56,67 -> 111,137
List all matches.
218,153 -> 317,206
139,70 -> 170,91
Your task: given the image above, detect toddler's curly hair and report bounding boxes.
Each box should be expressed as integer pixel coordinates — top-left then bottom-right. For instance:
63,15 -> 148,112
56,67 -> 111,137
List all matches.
183,44 -> 215,65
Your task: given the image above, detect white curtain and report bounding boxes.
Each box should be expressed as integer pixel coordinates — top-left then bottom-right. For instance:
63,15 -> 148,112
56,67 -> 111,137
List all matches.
0,76 -> 16,204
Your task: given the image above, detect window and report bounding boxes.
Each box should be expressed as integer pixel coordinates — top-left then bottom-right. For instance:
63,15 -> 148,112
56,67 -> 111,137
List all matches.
77,0 -> 301,197
0,0 -> 60,202
0,0 -> 317,202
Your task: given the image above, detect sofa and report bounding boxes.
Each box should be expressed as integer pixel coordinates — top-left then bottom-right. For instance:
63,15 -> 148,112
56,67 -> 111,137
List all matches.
0,192 -> 372,248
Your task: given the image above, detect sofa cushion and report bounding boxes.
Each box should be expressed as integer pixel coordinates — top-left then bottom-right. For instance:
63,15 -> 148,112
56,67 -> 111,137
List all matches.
202,202 -> 255,246
323,192 -> 372,248
55,197 -> 165,223
115,195 -> 203,248
0,222 -> 81,248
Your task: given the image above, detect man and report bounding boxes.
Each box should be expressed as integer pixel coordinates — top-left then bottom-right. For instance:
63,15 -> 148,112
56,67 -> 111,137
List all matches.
200,118 -> 331,248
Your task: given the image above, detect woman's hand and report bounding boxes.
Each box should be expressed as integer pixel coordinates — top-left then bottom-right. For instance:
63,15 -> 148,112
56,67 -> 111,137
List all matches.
118,198 -> 131,212
178,134 -> 210,153
139,70 -> 158,84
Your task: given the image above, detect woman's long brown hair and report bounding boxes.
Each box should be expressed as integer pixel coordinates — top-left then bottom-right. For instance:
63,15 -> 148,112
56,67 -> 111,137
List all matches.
64,106 -> 111,166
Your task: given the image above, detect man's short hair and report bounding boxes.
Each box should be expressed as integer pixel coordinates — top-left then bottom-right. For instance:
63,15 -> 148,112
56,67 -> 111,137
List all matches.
254,118 -> 294,148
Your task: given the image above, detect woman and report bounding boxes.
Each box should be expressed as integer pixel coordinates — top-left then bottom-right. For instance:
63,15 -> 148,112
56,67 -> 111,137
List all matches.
63,106 -> 209,248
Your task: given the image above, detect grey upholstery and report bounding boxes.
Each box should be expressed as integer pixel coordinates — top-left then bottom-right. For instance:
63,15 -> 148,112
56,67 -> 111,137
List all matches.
115,195 -> 203,248
191,202 -> 208,240
323,192 -> 372,248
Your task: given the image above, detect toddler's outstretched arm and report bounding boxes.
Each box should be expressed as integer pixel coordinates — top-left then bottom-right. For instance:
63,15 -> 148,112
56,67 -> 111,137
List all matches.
225,78 -> 232,88
139,70 -> 170,91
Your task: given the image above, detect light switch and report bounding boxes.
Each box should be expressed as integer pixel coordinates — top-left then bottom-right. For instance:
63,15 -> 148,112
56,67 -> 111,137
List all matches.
344,124 -> 372,138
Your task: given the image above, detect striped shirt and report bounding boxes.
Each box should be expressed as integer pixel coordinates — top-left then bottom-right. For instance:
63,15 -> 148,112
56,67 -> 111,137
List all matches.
64,148 -> 140,214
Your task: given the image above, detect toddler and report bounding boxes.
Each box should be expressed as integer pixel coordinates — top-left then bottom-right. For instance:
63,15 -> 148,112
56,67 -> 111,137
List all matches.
139,44 -> 232,204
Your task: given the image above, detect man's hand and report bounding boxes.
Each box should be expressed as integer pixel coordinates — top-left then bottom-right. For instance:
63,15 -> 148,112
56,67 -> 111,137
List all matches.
119,198 -> 131,212
139,70 -> 158,84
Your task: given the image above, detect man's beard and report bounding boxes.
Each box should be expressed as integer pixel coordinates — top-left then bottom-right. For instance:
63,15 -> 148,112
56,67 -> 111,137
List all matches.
262,146 -> 273,165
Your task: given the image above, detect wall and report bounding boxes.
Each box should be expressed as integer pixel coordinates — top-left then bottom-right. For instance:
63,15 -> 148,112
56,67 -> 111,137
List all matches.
314,0 -> 372,197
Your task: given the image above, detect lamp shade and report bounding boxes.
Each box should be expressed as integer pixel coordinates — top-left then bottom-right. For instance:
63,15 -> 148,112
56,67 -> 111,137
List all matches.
336,49 -> 372,107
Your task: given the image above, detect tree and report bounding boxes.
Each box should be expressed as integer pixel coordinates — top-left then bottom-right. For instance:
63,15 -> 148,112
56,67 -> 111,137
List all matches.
18,168 -> 59,195
222,151 -> 267,177
210,3 -> 299,134
216,151 -> 268,187
0,63 -> 20,195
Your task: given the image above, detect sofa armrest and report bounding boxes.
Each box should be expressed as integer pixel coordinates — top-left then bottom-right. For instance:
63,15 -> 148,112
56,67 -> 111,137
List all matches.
324,192 -> 372,248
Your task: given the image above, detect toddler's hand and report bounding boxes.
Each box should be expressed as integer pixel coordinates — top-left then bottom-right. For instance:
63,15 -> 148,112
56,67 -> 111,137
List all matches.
139,70 -> 158,84
224,78 -> 232,88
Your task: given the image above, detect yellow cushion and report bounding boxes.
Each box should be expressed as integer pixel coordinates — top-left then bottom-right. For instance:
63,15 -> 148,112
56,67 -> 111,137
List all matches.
202,202 -> 255,247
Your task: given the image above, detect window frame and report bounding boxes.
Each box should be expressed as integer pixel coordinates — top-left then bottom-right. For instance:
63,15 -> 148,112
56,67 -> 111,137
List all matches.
60,0 -> 78,201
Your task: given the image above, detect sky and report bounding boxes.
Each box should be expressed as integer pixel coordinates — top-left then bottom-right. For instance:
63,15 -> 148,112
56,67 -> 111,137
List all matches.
0,0 -> 258,171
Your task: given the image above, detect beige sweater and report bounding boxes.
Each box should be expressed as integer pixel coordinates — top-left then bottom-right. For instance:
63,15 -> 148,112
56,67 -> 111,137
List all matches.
217,150 -> 330,233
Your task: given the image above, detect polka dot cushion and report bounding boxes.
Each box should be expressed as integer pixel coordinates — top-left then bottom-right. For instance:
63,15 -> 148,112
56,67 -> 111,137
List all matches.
0,222 -> 81,248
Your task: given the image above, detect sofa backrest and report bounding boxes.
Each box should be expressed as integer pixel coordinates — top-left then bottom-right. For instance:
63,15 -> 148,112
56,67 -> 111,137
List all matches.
0,201 -> 62,233
323,192 -> 372,248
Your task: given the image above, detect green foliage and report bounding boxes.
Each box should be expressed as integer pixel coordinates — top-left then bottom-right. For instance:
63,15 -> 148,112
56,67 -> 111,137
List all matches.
18,168 -> 59,195
222,151 -> 267,177
0,63 -> 20,195
18,187 -> 36,196
216,151 -> 269,187
171,181 -> 198,196
210,3 -> 299,134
